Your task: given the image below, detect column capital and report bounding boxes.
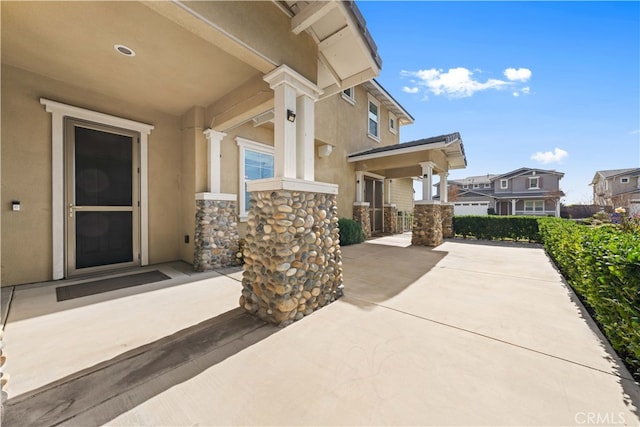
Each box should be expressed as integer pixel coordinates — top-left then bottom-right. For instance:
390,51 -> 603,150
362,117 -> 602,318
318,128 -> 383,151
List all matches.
419,161 -> 436,171
203,129 -> 227,142
263,65 -> 323,100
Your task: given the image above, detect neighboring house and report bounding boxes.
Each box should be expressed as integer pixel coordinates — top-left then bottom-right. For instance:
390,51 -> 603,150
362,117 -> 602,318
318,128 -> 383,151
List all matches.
2,0 -> 466,303
591,168 -> 640,209
436,168 -> 564,216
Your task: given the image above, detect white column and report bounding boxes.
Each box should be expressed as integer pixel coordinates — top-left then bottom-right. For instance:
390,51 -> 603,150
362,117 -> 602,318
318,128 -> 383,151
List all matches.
555,199 -> 561,217
296,94 -> 315,181
356,171 -> 365,203
204,129 -> 227,193
385,179 -> 392,204
439,172 -> 449,203
511,199 -> 517,215
419,162 -> 435,201
263,65 -> 323,182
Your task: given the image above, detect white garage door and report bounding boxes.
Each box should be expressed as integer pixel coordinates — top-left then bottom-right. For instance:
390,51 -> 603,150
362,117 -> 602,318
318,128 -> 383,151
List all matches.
454,202 -> 490,216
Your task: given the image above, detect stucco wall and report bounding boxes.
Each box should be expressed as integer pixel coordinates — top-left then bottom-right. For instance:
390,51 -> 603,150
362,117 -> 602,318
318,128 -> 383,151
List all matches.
1,65 -> 182,285
315,86 -> 402,219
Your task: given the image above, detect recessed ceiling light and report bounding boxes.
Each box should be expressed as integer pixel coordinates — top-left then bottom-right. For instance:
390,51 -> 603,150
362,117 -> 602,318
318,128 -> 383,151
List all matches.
114,44 -> 136,57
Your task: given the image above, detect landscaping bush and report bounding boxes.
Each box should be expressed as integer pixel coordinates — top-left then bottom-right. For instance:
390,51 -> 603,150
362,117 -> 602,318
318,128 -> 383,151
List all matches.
538,217 -> 640,380
338,218 -> 365,246
452,215 -> 540,242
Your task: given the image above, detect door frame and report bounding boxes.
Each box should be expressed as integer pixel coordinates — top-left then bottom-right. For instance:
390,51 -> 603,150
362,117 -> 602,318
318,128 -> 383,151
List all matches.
64,118 -> 141,276
41,99 -> 154,280
363,172 -> 385,234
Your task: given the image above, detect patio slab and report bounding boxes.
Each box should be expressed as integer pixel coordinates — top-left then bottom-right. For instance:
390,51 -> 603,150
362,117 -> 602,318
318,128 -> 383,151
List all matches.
2,236 -> 639,426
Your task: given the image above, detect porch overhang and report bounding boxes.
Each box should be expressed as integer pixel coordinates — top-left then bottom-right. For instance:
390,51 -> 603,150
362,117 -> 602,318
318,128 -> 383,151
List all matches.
347,132 -> 467,178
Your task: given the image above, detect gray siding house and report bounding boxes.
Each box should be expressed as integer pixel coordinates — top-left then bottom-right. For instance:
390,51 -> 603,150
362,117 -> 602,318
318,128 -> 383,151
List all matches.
591,168 -> 640,209
436,167 -> 564,216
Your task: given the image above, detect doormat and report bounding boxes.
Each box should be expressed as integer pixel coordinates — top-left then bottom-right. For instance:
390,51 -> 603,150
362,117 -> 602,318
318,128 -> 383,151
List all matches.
56,270 -> 171,302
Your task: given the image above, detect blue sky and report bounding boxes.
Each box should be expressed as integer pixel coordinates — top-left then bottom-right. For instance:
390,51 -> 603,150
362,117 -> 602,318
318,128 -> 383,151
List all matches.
357,1 -> 640,204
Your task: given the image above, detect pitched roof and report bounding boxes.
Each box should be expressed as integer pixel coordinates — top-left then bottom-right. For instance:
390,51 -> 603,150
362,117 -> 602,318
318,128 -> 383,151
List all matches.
362,79 -> 414,125
492,167 -> 564,180
591,168 -> 640,184
348,132 -> 462,158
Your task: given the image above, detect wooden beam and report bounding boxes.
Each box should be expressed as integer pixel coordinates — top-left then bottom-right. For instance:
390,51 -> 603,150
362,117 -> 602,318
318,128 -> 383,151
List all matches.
291,1 -> 336,35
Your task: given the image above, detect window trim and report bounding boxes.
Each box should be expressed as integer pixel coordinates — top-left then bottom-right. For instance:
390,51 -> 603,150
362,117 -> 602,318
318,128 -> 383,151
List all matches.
524,200 -> 544,212
367,94 -> 381,142
484,183 -> 491,188
236,137 -> 274,220
341,87 -> 356,105
620,176 -> 630,184
500,179 -> 508,189
528,176 -> 540,189
389,112 -> 398,134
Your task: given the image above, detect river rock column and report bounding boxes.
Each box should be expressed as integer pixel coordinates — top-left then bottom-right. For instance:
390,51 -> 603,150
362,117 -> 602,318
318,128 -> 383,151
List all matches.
412,201 -> 443,246
194,194 -> 240,271
241,189 -> 343,327
353,202 -> 371,239
383,204 -> 398,234
441,203 -> 454,238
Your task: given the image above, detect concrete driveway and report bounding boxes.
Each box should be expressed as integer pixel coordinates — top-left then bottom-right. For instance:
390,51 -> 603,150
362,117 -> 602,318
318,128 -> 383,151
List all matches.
3,234 -> 640,426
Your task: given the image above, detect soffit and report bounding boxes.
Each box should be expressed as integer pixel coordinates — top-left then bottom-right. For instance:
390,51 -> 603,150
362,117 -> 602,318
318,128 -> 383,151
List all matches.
1,1 -> 260,117
278,1 -> 381,97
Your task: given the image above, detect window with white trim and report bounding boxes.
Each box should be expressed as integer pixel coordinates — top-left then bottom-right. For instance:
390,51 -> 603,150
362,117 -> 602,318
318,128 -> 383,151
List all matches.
389,112 -> 397,134
342,87 -> 355,104
367,95 -> 380,141
484,183 -> 491,188
500,179 -> 508,189
528,176 -> 540,189
620,177 -> 630,184
524,200 -> 544,212
236,137 -> 274,219
463,184 -> 468,189
473,184 -> 480,189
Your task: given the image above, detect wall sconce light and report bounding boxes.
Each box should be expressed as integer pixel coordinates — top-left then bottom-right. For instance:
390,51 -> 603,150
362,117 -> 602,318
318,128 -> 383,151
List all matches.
287,109 -> 296,122
317,144 -> 333,158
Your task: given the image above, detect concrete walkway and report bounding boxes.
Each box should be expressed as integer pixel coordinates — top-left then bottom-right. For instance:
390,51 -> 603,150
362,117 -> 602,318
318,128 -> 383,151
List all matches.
2,235 -> 639,426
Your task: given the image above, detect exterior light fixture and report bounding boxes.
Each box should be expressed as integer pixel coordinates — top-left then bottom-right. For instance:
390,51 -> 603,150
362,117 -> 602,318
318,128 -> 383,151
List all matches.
114,44 -> 136,57
287,109 -> 296,122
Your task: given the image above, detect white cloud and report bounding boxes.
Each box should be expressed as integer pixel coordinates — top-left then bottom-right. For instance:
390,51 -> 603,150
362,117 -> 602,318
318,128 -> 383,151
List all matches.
400,67 -> 510,98
402,86 -> 420,94
630,129 -> 640,135
504,67 -> 532,82
531,147 -> 568,164
513,92 -> 520,97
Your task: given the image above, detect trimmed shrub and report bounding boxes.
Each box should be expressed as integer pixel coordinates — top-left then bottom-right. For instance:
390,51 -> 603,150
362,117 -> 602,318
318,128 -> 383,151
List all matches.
338,218 -> 365,246
538,218 -> 640,380
452,215 -> 540,242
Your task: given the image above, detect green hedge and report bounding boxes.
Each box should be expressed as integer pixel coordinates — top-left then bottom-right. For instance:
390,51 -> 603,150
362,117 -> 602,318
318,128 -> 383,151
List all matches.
452,215 -> 540,242
538,218 -> 640,379
338,218 -> 365,246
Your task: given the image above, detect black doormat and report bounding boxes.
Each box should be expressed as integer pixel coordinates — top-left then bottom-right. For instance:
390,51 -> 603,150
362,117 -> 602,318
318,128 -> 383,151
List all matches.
56,270 -> 171,302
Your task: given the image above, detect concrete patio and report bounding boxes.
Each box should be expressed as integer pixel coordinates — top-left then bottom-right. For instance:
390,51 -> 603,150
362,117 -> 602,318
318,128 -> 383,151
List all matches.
2,233 -> 639,426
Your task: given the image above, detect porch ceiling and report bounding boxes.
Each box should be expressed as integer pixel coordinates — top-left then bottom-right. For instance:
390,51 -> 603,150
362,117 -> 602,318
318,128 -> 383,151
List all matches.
1,1 -> 260,117
347,132 -> 467,178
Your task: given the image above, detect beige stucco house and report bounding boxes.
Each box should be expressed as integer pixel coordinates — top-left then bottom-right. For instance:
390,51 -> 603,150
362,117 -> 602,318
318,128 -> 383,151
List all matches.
2,1 -> 466,326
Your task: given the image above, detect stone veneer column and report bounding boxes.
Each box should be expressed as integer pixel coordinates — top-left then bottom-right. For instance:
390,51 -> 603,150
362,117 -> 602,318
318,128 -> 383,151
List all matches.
194,194 -> 240,271
441,203 -> 454,238
352,202 -> 371,239
241,188 -> 343,327
412,201 -> 443,246
383,204 -> 398,234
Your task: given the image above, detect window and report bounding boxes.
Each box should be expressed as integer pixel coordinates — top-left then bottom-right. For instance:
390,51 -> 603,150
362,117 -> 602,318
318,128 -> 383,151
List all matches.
484,183 -> 491,188
236,137 -> 274,219
463,184 -> 469,189
500,179 -> 508,189
367,96 -> 380,141
473,184 -> 480,189
389,113 -> 397,134
524,200 -> 544,212
342,87 -> 355,104
620,177 -> 630,184
528,176 -> 540,189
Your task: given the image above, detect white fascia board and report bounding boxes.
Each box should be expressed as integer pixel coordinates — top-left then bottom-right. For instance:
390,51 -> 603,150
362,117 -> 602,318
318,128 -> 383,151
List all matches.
348,141 -> 447,162
247,177 -> 338,195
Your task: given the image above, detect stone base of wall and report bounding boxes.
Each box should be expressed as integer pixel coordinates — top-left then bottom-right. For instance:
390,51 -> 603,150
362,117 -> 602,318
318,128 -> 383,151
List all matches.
412,202 -> 443,246
384,204 -> 398,234
241,190 -> 343,327
353,203 -> 371,239
194,199 -> 240,271
441,204 -> 454,238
